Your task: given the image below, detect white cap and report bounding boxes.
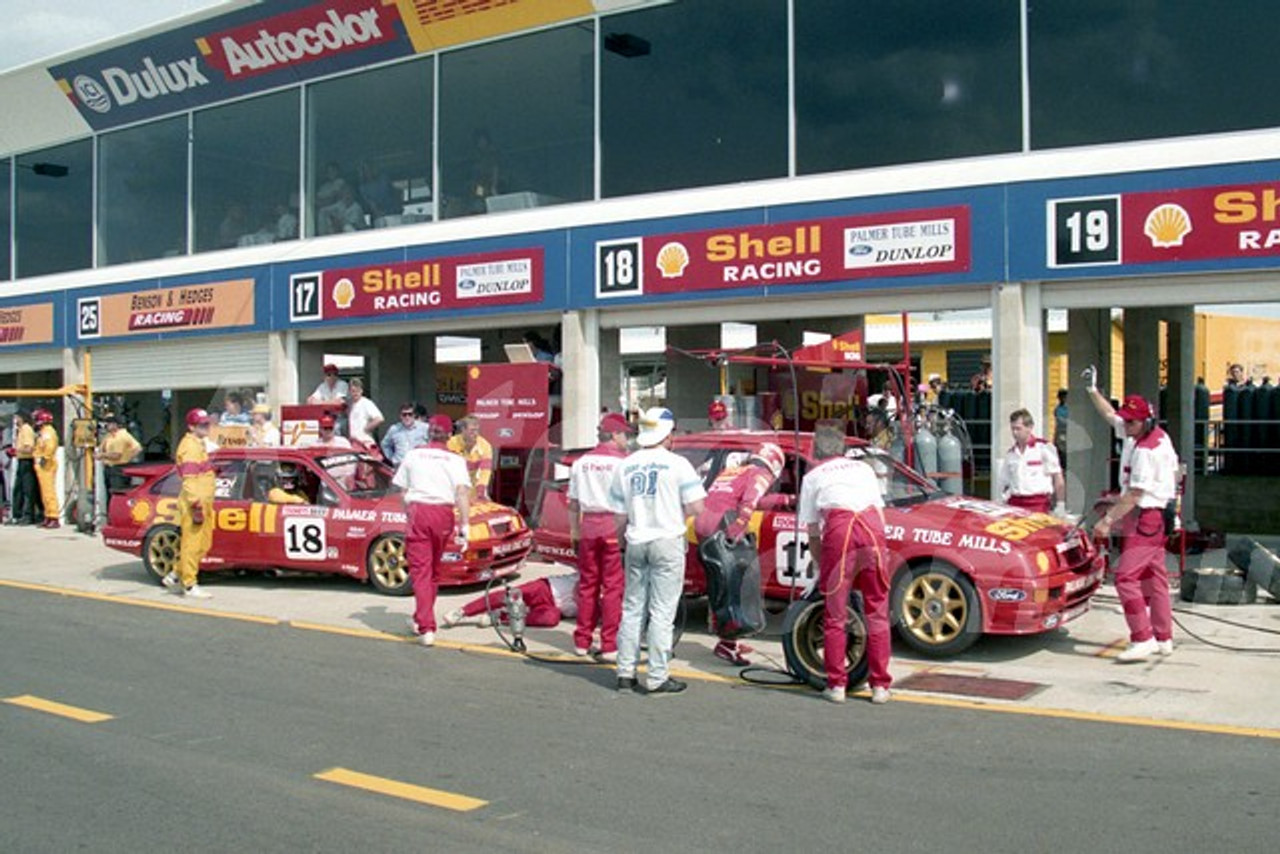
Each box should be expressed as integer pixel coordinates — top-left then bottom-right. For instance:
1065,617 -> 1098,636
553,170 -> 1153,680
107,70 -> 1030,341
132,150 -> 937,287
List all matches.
636,407 -> 675,447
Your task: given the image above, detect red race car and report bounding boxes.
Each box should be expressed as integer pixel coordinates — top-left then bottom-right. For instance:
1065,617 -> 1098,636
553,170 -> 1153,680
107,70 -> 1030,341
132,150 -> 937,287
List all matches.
102,446 -> 532,594
530,430 -> 1104,657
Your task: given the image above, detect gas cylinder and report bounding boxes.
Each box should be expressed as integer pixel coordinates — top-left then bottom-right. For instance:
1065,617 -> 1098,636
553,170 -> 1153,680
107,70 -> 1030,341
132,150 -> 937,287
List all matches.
914,421 -> 939,480
937,426 -> 964,495
890,426 -> 907,464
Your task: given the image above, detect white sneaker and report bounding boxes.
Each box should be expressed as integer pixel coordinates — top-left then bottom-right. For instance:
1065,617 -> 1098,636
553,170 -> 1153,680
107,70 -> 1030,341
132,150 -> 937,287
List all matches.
1155,639 -> 1174,656
161,573 -> 181,592
441,609 -> 464,629
870,686 -> 892,705
475,612 -> 492,628
1116,638 -> 1160,662
183,584 -> 211,600
574,646 -> 589,657
419,631 -> 436,647
822,686 -> 846,704
595,650 -> 618,664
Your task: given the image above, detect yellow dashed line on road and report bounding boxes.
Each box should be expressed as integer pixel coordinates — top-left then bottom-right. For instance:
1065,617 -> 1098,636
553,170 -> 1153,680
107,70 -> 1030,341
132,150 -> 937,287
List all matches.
5,694 -> 114,723
314,767 -> 488,811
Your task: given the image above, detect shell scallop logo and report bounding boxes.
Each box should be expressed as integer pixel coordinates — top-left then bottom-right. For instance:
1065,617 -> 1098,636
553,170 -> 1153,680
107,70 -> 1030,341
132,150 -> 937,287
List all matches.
469,367 -> 481,379
131,500 -> 152,524
656,242 -> 690,279
1144,203 -> 1192,248
332,277 -> 356,310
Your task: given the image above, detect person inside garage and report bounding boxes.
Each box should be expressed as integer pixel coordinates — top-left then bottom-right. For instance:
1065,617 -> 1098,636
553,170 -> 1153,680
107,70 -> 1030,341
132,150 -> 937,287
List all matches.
1086,370 -> 1180,663
708,399 -> 731,431
380,402 -> 428,467
249,403 -> 281,448
307,363 -> 349,404
345,378 -> 384,450
393,414 -> 471,648
797,422 -> 892,705
997,408 -> 1065,516
32,408 -> 60,529
7,410 -> 38,526
441,571 -> 580,630
567,412 -> 632,661
98,414 -> 142,494
163,409 -> 216,599
267,462 -> 309,505
693,442 -> 785,666
446,414 -> 493,500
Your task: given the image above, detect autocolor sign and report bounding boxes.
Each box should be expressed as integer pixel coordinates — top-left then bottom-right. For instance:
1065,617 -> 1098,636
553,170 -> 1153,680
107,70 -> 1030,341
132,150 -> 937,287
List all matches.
287,248 -> 543,324
595,206 -> 970,297
1047,181 -> 1280,268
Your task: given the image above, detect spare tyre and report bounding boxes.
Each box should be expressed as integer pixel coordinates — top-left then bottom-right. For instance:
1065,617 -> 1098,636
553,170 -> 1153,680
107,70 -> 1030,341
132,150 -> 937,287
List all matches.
1180,568 -> 1257,605
1228,539 -> 1280,601
780,592 -> 870,690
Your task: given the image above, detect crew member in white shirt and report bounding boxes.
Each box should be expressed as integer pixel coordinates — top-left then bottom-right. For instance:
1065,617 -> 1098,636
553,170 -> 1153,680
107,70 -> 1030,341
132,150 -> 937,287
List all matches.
346,378 -> 384,448
997,408 -> 1065,516
797,423 -> 892,705
393,414 -> 471,647
307,363 -> 349,404
609,407 -> 706,696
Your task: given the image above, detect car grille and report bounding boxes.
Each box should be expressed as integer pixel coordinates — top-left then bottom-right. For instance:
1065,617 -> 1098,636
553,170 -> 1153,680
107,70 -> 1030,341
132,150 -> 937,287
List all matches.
490,521 -> 511,536
1056,535 -> 1093,574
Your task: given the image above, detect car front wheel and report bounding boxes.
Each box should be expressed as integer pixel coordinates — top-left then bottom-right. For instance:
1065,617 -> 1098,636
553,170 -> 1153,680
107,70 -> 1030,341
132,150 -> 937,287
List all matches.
367,535 -> 411,596
780,592 -> 870,690
891,560 -> 981,656
141,524 -> 181,583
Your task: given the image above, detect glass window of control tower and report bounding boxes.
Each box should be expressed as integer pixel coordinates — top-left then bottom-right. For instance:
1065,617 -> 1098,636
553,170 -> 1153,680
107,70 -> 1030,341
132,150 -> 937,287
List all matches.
98,116 -> 188,266
795,0 -> 1021,174
193,90 -> 300,252
15,139 -> 92,278
439,23 -> 593,219
1030,1 -> 1280,147
0,160 -> 10,280
600,0 -> 787,198
307,57 -> 433,237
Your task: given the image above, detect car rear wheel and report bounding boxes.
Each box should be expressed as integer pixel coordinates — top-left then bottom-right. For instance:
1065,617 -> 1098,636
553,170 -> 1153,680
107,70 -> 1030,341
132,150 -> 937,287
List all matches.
780,592 -> 870,690
141,524 -> 181,584
891,561 -> 981,657
367,534 -> 411,596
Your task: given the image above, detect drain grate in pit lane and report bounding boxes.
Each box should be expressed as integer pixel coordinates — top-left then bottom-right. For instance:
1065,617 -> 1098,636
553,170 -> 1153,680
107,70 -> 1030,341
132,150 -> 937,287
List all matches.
894,672 -> 1046,701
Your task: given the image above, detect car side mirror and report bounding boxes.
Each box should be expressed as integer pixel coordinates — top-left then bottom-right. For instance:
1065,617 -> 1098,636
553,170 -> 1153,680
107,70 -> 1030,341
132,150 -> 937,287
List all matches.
319,485 -> 339,507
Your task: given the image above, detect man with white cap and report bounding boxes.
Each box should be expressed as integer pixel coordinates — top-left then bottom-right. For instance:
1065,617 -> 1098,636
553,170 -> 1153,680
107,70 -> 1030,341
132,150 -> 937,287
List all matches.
393,414 -> 471,647
609,407 -> 706,695
1086,369 -> 1180,663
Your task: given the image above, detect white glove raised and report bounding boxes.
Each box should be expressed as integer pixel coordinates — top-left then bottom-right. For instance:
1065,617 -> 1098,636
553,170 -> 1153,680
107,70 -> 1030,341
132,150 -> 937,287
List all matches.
1053,502 -> 1067,519
1081,364 -> 1097,392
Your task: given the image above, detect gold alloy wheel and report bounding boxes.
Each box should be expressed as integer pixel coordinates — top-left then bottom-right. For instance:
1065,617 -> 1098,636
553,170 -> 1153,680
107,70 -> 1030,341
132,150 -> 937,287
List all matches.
368,536 -> 408,593
781,597 -> 869,689
901,571 -> 969,646
145,527 -> 180,579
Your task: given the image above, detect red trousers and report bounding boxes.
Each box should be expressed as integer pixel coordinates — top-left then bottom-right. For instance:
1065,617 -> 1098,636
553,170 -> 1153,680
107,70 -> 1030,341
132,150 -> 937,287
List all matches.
820,509 -> 892,690
1008,493 -> 1052,513
461,578 -> 562,626
1115,508 -> 1173,643
574,530 -> 625,653
406,502 -> 454,633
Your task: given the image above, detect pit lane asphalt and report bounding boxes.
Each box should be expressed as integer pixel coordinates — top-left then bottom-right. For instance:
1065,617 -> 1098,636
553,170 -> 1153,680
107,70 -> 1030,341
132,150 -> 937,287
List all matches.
2,574 -> 1278,853
1,524 -> 1279,737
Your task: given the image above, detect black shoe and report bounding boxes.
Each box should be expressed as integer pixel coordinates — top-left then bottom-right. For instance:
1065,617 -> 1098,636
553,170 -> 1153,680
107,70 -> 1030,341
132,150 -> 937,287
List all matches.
645,678 -> 687,696
617,676 -> 637,692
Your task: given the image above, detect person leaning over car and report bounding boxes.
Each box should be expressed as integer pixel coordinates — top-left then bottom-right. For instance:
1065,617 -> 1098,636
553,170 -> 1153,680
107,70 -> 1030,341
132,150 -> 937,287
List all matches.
567,412 -> 633,661
1085,367 -> 1179,664
797,423 -> 892,705
609,407 -> 707,696
393,414 -> 471,648
162,409 -> 216,599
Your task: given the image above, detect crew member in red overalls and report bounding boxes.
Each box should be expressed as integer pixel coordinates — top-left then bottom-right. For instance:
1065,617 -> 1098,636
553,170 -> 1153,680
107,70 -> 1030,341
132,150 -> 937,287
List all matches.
567,413 -> 632,660
1088,383 -> 1179,663
442,572 -> 579,629
693,442 -> 785,665
797,424 -> 891,705
708,399 -> 731,431
392,414 -> 470,647
997,408 -> 1066,516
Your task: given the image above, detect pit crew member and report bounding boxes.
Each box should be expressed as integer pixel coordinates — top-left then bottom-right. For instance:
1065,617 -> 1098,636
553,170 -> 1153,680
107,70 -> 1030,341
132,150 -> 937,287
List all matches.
8,410 -> 39,526
797,423 -> 891,705
346,378 -> 384,448
442,572 -> 579,629
32,409 -> 60,529
393,414 -> 471,647
380,403 -> 428,466
163,409 -> 216,599
609,407 -> 707,696
98,414 -> 143,494
1087,372 -> 1179,663
692,442 -> 784,666
307,363 -> 348,404
446,414 -> 494,500
708,399 -> 731,431
567,413 -> 632,660
997,408 -> 1065,516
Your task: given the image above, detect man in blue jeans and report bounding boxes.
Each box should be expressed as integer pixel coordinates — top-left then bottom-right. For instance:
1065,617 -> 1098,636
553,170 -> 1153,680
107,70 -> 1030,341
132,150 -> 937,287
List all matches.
609,407 -> 706,696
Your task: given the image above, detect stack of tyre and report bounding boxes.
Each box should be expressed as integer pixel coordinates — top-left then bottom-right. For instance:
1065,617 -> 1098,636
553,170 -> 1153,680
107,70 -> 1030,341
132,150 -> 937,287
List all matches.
1180,537 -> 1280,604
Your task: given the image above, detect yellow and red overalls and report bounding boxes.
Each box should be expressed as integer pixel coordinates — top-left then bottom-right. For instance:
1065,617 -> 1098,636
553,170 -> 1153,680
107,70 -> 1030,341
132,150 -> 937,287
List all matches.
34,423 -> 59,523
175,432 -> 215,589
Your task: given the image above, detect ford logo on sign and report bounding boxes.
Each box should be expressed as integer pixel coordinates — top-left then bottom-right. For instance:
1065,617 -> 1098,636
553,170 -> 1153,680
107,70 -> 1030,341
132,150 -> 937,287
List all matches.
457,278 -> 477,292
848,244 -> 873,257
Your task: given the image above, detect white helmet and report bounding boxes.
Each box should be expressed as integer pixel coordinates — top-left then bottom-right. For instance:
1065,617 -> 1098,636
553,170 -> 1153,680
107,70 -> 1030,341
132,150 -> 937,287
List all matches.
753,442 -> 785,478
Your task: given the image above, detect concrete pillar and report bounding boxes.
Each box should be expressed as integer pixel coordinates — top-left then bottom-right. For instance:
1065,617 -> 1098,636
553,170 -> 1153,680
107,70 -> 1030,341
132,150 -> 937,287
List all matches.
991,283 -> 1044,501
1066,309 -> 1112,514
598,325 -> 622,415
1124,308 -> 1161,406
268,331 -> 299,405
1165,306 -> 1197,528
415,334 -> 436,412
663,324 -> 721,425
561,310 -> 600,449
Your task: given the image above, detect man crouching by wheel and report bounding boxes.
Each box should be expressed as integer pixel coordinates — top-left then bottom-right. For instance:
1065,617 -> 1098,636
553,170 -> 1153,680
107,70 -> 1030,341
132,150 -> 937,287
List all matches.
797,422 -> 891,705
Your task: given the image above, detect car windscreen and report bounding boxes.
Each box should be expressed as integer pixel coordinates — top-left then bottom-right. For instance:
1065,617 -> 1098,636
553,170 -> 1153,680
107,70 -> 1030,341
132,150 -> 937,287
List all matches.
847,447 -> 944,505
319,453 -> 395,498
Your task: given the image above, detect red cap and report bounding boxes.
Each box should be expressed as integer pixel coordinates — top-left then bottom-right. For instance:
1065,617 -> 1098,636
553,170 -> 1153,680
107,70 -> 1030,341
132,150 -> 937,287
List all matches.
1116,395 -> 1154,422
323,363 -> 339,375
598,413 -> 632,434
185,408 -> 211,429
428,414 -> 453,435
318,414 -> 336,430
708,400 -> 728,421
